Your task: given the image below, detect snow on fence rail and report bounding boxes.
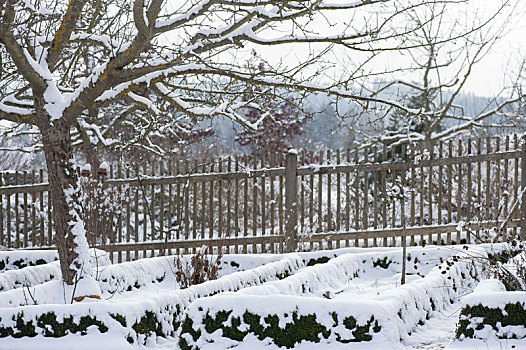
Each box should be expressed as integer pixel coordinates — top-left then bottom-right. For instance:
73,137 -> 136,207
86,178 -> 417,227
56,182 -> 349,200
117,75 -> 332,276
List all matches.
0,135 -> 525,261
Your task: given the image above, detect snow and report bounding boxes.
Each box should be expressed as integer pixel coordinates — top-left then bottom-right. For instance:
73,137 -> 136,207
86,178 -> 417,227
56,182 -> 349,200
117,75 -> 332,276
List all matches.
180,245 -> 497,348
63,185 -> 93,280
462,284 -> 526,309
0,330 -> 133,350
99,161 -> 109,170
0,261 -> 60,293
0,244 -> 524,349
82,163 -> 92,172
0,250 -> 58,272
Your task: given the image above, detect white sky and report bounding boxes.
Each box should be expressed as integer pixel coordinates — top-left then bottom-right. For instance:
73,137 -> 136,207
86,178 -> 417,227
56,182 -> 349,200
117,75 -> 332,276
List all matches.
464,11 -> 526,96
254,0 -> 526,98
365,0 -> 526,97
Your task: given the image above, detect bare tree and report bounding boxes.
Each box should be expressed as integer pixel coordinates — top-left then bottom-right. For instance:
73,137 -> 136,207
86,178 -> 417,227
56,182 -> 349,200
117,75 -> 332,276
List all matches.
337,1 -> 525,149
0,0 -> 504,291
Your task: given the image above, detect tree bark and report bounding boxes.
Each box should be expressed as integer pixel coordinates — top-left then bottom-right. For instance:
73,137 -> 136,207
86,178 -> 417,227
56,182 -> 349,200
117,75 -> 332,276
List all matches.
39,118 -> 92,285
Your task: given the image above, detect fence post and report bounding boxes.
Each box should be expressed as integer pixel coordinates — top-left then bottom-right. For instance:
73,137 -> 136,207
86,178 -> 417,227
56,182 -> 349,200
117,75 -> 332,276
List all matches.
285,150 -> 298,252
521,138 -> 526,240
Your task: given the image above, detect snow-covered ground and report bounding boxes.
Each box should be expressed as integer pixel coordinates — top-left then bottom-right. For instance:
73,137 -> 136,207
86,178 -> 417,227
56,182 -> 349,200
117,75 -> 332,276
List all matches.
0,245 -> 525,349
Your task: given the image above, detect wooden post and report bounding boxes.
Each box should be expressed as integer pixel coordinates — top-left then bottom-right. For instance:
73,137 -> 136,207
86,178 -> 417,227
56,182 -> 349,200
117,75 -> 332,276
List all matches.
520,137 -> 526,239
285,150 -> 298,253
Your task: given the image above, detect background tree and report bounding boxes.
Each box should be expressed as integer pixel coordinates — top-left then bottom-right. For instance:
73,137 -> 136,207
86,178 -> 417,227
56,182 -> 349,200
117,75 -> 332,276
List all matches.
384,89 -> 439,157
336,1 -> 525,150
234,73 -> 310,161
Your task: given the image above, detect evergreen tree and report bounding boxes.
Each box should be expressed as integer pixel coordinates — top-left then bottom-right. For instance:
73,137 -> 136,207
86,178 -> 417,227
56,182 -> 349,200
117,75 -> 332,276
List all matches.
385,90 -> 440,156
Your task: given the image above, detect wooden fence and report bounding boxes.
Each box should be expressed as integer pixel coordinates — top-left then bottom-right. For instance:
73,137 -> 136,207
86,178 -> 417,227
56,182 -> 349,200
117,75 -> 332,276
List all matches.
0,134 -> 524,261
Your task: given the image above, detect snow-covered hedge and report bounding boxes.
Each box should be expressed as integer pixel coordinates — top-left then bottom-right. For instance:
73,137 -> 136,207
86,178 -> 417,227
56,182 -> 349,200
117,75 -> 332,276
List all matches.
238,246 -> 457,297
179,247 -> 485,348
0,261 -> 61,293
95,253 -> 287,296
0,249 -> 109,295
0,255 -> 304,343
0,250 -> 57,272
456,279 -> 526,340
0,251 -> 291,308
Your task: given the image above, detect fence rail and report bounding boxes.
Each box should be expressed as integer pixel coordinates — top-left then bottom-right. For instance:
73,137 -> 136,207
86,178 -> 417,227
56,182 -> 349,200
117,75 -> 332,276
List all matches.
0,135 -> 524,262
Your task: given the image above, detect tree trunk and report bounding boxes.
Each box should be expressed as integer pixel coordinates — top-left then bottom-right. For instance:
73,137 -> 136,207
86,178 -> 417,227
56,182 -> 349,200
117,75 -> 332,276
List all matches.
40,121 -> 93,285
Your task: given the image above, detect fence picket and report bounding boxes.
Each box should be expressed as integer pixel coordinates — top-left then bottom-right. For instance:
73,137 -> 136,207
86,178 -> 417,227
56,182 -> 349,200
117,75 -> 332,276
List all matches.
514,135 -> 520,232
391,145 -> 396,247
251,157 -> 257,253
243,157 -> 249,253
428,144 -> 433,240
209,161 -> 215,245
300,152 -> 305,243
363,147 -> 369,234
142,163 -> 147,257
193,159 -> 199,248
456,140 -> 463,244
260,155 -> 266,248
23,171 -> 28,247
30,171 -> 36,247
486,137 -> 491,222
201,161 -> 207,249
15,171 -> 20,248
167,160 -> 173,256
326,150 -> 332,236
217,159 -> 223,248
354,148 -> 359,238
318,150 -> 324,235
134,180 -> 139,260
410,144 -> 416,246
309,152 -> 315,247
184,160 -> 190,253
495,138 -> 501,222
125,167 -> 131,260
6,173 -> 11,248
381,145 -> 388,247
117,162 -> 123,263
466,139 -> 472,244
476,138 -> 482,243
437,142 -> 443,244
504,136 -> 510,218
336,150 -> 341,248
372,146 -> 378,247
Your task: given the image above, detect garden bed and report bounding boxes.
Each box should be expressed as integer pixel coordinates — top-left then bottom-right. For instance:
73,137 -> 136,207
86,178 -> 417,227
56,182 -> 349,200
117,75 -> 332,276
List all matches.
178,246 -> 490,348
0,244 -> 516,348
0,252 -> 303,344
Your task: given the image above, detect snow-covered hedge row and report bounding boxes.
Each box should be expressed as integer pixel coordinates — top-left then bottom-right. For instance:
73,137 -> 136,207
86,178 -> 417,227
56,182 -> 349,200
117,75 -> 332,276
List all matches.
0,249 -> 110,295
97,253 -> 285,296
0,261 -> 61,293
238,246 -> 456,297
0,250 -> 57,272
0,252 -> 285,307
0,255 -> 304,343
456,279 -> 526,340
179,248 -> 486,349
